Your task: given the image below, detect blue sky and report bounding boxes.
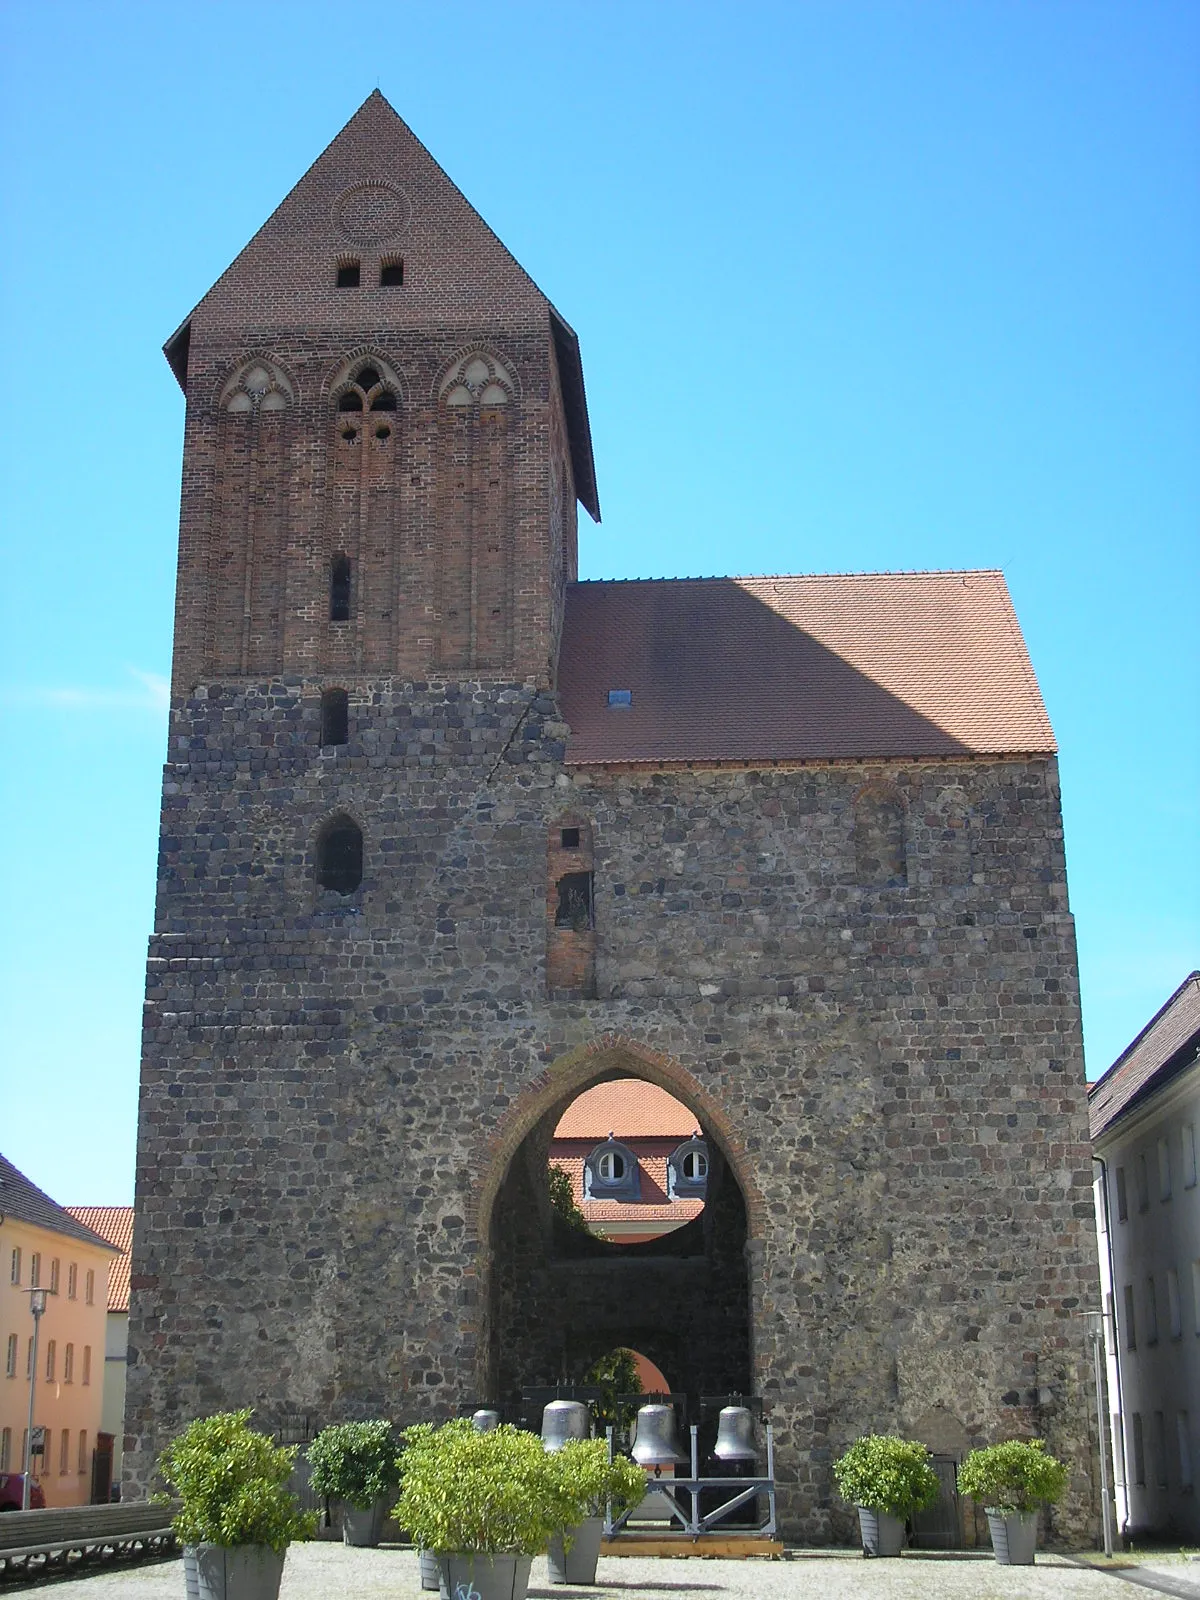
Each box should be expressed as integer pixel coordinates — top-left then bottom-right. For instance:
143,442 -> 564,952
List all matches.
1,2 -> 1196,1205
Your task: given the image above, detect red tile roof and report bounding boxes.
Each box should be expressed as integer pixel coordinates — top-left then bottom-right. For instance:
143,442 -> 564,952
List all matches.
1089,973 -> 1200,1141
0,1156 -> 119,1253
557,571 -> 1055,765
65,1207 -> 133,1313
553,1079 -> 701,1139
549,1155 -> 704,1223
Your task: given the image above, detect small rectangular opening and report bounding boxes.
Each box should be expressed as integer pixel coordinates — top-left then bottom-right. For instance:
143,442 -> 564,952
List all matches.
336,262 -> 360,289
321,688 -> 349,747
330,554 -> 352,622
379,259 -> 404,286
607,689 -> 632,708
560,827 -> 580,849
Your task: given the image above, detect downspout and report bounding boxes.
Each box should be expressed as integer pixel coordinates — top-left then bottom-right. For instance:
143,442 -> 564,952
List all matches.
1093,1152 -> 1129,1539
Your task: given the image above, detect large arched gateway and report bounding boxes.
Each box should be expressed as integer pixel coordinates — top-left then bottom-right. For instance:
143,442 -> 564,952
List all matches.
128,91 -> 1100,1545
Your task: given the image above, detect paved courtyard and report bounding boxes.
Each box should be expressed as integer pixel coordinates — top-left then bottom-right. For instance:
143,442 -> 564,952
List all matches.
7,1546 -> 1200,1600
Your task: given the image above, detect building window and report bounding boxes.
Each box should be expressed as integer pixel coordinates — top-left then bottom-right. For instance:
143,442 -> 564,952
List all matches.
30,1253 -> 40,1288
59,1428 -> 70,1476
561,827 -> 580,849
1185,1125 -> 1198,1190
1159,1138 -> 1172,1201
67,1262 -> 77,1300
1124,1284 -> 1137,1350
82,1346 -> 91,1387
1169,1269 -> 1183,1339
316,815 -> 363,895
1180,1413 -> 1194,1490
379,257 -> 404,286
320,688 -> 349,748
554,871 -> 594,931
4,1334 -> 16,1378
1147,1277 -> 1159,1345
49,1258 -> 60,1294
9,1247 -> 20,1285
0,1428 -> 9,1471
667,1137 -> 710,1199
584,1139 -> 640,1201
85,1269 -> 94,1306
63,1343 -> 74,1383
330,553 -> 352,621
1115,1167 -> 1128,1223
45,1340 -> 56,1382
78,1430 -> 88,1474
1132,1413 -> 1146,1485
1136,1153 -> 1150,1212
335,260 -> 360,288
1154,1411 -> 1169,1487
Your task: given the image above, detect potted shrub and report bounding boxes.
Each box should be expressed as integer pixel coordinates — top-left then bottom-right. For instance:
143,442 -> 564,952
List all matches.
306,1419 -> 401,1547
395,1419 -> 559,1600
543,1439 -> 646,1585
159,1409 -> 317,1600
957,1439 -> 1068,1566
832,1434 -> 940,1557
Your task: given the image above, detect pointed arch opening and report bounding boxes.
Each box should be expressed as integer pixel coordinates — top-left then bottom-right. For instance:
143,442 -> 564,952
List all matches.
475,1041 -> 756,1415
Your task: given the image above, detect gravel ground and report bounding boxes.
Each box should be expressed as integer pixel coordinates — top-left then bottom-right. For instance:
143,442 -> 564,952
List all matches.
7,1545 -> 1200,1600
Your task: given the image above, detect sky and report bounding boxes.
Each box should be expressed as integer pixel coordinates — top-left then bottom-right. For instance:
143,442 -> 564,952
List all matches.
1,2 -> 1196,1206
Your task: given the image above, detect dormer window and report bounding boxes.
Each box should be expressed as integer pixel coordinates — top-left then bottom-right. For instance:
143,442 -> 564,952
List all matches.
667,1137 -> 709,1200
584,1137 -> 640,1201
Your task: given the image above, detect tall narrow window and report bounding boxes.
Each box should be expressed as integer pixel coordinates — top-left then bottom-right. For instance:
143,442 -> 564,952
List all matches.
0,1428 -> 9,1471
1154,1411 -> 1168,1486
1132,1413 -> 1146,1485
1147,1277 -> 1160,1344
4,1334 -> 15,1378
81,1346 -> 91,1387
1115,1167 -> 1128,1222
49,1258 -> 60,1294
1124,1284 -> 1137,1350
316,816 -> 363,896
63,1343 -> 74,1383
78,1430 -> 88,1474
1179,1414 -> 1193,1490
1169,1269 -> 1182,1339
330,554 -> 352,622
1185,1125 -> 1198,1189
45,1340 -> 56,1382
1159,1138 -> 1172,1201
1137,1153 -> 1150,1212
85,1269 -> 94,1305
59,1428 -> 70,1475
67,1262 -> 77,1300
320,688 -> 349,748
30,1253 -> 40,1288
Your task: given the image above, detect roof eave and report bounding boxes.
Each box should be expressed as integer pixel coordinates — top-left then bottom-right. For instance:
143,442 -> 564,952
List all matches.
164,316 -> 192,394
550,308 -> 600,524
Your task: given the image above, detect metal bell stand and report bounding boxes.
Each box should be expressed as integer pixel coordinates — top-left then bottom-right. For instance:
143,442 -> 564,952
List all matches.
603,1414 -> 777,1541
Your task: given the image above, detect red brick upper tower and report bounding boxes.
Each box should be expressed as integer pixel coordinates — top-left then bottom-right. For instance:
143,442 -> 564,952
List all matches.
164,92 -> 598,694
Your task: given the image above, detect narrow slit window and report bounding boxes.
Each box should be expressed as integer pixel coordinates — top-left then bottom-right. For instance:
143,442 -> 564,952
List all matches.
330,555 -> 352,622
320,689 -> 349,748
336,261 -> 360,288
554,871 -> 594,931
379,259 -> 404,286
316,817 -> 363,896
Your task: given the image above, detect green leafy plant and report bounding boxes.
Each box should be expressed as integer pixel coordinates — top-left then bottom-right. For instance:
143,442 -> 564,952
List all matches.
584,1348 -> 643,1434
306,1420 -> 400,1509
545,1439 -> 647,1532
158,1410 -> 318,1552
957,1439 -> 1068,1515
832,1434 -> 941,1518
394,1419 -> 561,1555
548,1164 -> 589,1232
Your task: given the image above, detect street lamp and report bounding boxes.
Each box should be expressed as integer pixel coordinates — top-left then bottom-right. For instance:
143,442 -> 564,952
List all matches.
20,1286 -> 54,1512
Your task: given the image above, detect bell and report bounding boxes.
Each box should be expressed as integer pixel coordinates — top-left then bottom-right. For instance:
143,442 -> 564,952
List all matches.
630,1403 -> 689,1467
540,1399 -> 590,1452
712,1406 -> 757,1463
471,1409 -> 501,1433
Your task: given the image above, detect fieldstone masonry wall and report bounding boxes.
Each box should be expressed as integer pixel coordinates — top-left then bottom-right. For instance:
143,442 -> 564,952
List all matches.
129,677 -> 1099,1541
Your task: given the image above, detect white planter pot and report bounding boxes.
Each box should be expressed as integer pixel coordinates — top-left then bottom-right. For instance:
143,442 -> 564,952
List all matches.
342,1496 -> 389,1546
856,1507 -> 906,1557
418,1547 -> 441,1590
192,1544 -> 286,1600
986,1508 -> 1038,1565
437,1552 -> 532,1600
547,1516 -> 604,1584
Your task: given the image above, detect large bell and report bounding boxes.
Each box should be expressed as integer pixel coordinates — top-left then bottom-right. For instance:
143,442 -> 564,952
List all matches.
471,1408 -> 501,1433
712,1406 -> 757,1463
630,1403 -> 689,1467
541,1399 -> 590,1452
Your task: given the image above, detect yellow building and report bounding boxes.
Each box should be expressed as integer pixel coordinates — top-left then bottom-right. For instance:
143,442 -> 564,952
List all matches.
1,1155 -> 117,1507
65,1206 -> 133,1494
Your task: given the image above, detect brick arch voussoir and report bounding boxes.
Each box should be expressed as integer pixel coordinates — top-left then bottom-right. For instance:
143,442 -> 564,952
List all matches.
213,350 -> 301,409
469,1034 -> 765,1246
851,774 -> 909,810
322,347 -> 410,406
432,343 -> 523,405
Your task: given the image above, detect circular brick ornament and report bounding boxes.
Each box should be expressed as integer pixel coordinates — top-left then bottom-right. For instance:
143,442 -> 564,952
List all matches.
334,180 -> 411,244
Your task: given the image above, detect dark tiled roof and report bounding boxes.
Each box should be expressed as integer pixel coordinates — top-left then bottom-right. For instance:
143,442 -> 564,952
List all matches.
0,1155 -> 119,1252
1089,973 -> 1200,1141
66,1207 -> 134,1311
557,571 -> 1055,765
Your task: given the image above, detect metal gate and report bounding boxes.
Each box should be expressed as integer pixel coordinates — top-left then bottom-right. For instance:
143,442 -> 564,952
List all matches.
908,1454 -> 961,1549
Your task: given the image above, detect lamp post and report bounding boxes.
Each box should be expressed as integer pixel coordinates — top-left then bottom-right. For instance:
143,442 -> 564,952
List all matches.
20,1287 -> 52,1512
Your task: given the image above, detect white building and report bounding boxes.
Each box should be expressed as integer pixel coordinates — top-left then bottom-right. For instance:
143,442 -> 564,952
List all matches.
1091,972 -> 1200,1538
